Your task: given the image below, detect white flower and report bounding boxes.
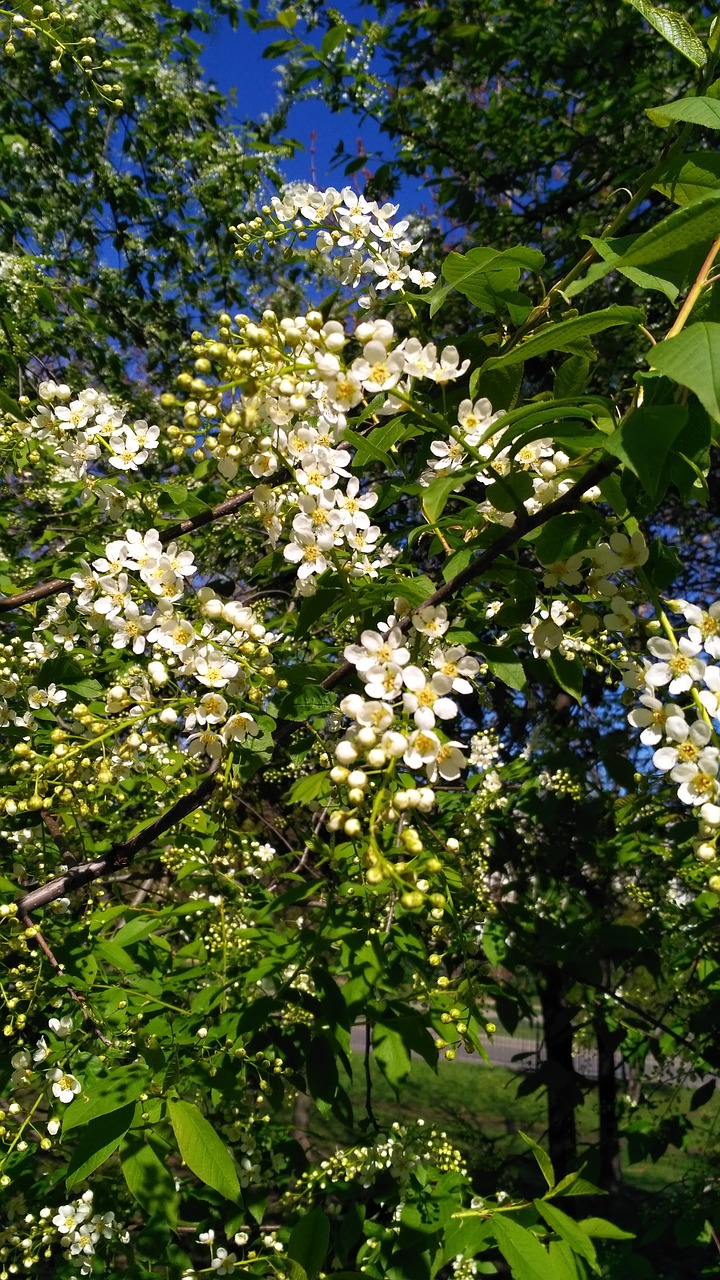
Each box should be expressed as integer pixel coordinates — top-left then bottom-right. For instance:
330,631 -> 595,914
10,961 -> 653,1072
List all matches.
411,605 -> 449,638
404,729 -> 441,770
283,531 -> 332,580
193,651 -> 240,689
212,1249 -> 237,1275
27,684 -> 67,710
653,719 -> 712,773
627,695 -> 684,746
344,627 -> 410,674
675,750 -> 720,806
46,1068 -> 82,1104
53,1203 -> 89,1234
402,667 -> 458,729
108,427 -> 148,471
644,636 -> 705,695
431,646 -> 479,694
108,604 -> 155,653
187,731 -> 224,761
427,740 -> 468,782
222,714 -> 260,743
351,340 -> 405,392
33,1036 -> 49,1063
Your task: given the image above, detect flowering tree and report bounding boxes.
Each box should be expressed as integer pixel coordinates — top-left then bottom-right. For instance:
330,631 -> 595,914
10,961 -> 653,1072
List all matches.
2,1 -> 720,1278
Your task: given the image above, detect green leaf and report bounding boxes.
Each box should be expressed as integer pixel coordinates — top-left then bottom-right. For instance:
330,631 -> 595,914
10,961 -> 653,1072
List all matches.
550,1172 -> 605,1198
373,1023 -> 411,1089
648,323 -> 720,422
479,646 -> 527,692
66,1103 -> 134,1188
423,474 -> 463,523
481,307 -> 644,370
546,652 -> 583,703
288,1207 -> 331,1280
274,682 -> 337,721
553,356 -> 591,399
167,1099 -> 240,1202
547,1240 -> 585,1280
534,1201 -> 599,1272
576,234 -> 680,302
121,1134 -> 179,1228
439,246 -> 543,316
113,915 -> 163,946
606,194 -> 720,275
653,151 -> 720,206
519,1132 -> 555,1189
578,1218 -> 636,1240
623,1 -> 706,66
492,1214 -> 551,1280
605,403 -> 688,498
533,513 -> 601,565
647,95 -> 720,129
63,1064 -> 151,1134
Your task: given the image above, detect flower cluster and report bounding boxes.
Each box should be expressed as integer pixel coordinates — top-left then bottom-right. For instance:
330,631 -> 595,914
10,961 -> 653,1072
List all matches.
23,382 -> 160,512
518,530 -> 649,661
294,1120 -> 466,1196
254,181 -> 436,293
420,397 -> 601,527
184,309 -> 469,594
321,602 -> 477,897
627,600 -> 720,866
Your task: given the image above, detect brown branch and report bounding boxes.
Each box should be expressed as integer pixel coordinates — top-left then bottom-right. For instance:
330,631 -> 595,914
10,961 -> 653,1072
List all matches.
0,482 -> 265,614
40,808 -> 78,868
16,764 -> 218,915
0,578 -> 70,612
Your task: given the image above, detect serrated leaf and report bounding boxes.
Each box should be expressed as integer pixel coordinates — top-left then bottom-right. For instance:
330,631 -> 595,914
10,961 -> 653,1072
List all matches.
653,152 -> 720,206
168,1099 -> 240,1201
275,683 -> 337,721
623,0 -> 706,66
648,323 -> 720,423
121,1134 -> 179,1228
288,1207 -> 331,1280
480,646 -> 527,692
63,1064 -> 151,1134
519,1132 -> 555,1189
546,652 -> 583,703
578,1217 -> 635,1240
647,94 -> 720,129
481,306 -> 643,370
605,403 -> 688,498
607,194 -> 720,275
66,1103 -> 134,1188
423,474 -> 464,523
535,1201 -> 599,1272
492,1214 -> 551,1280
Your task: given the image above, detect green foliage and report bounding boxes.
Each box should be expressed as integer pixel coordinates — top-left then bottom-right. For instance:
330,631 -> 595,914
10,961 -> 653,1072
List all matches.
2,2 -> 720,1279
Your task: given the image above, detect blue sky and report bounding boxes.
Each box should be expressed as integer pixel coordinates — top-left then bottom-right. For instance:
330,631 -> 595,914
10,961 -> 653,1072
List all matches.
191,3 -> 427,211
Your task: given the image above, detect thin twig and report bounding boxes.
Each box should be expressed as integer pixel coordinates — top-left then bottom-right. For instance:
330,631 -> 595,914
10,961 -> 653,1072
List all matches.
19,912 -> 113,1046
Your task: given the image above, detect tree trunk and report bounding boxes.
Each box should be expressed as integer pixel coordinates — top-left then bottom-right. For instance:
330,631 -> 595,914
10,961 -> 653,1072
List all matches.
538,966 -> 578,1179
594,1006 -> 622,1189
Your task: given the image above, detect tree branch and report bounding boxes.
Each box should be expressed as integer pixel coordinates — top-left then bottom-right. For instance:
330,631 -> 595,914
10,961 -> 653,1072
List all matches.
0,482 -> 264,614
16,764 -> 218,915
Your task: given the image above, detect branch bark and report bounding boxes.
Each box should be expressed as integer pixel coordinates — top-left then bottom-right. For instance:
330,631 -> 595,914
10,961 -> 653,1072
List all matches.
17,765 -> 218,915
